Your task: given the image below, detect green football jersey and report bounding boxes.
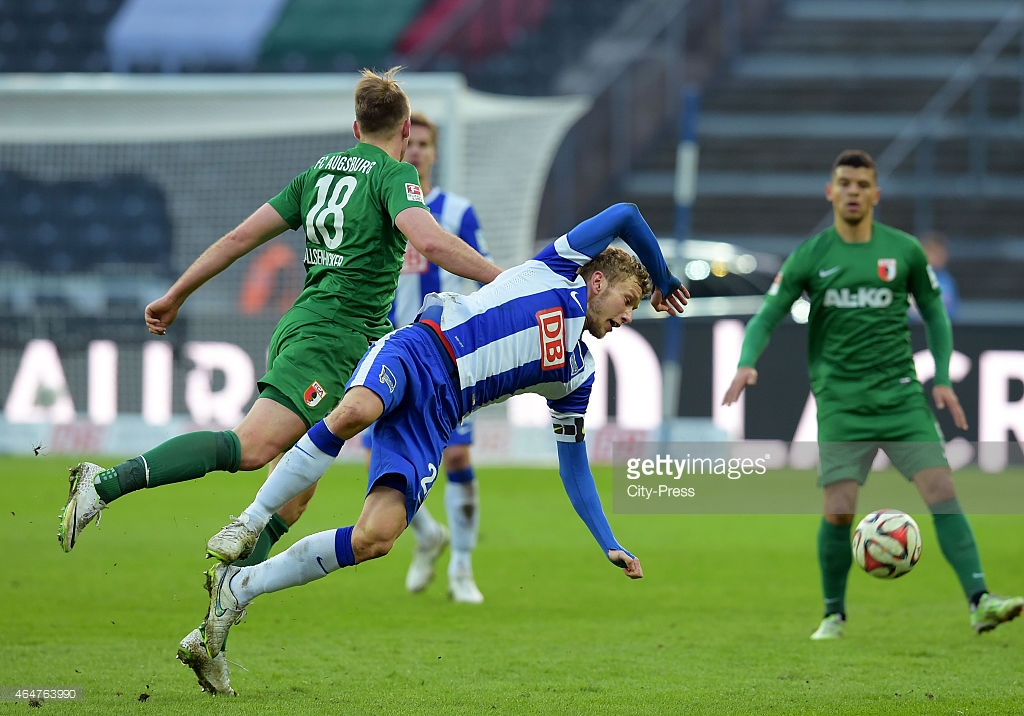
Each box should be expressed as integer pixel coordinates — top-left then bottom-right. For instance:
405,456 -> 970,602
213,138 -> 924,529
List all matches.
268,142 -> 426,339
741,222 -> 943,407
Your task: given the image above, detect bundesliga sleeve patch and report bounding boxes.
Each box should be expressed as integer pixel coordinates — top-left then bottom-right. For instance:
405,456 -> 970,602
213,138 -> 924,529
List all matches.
405,183 -> 424,203
552,415 -> 585,443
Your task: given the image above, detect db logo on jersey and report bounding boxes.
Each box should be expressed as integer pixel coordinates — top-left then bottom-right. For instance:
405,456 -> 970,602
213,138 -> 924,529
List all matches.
536,308 -> 565,370
405,183 -> 424,203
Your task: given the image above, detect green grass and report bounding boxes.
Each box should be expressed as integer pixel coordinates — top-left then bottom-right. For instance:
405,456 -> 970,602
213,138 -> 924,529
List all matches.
3,456 -> 1024,714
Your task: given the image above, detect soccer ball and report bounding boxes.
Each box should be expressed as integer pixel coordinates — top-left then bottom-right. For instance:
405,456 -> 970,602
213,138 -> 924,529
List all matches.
851,509 -> 922,579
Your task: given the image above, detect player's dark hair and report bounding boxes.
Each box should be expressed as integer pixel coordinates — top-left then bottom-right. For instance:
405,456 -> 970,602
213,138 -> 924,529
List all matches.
355,66 -> 411,136
410,112 -> 438,147
579,247 -> 653,300
832,149 -> 877,177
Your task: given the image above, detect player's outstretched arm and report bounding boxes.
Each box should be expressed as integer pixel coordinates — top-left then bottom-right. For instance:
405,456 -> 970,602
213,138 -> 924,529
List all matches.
396,206 -> 502,285
554,439 -> 641,578
146,203 -> 288,335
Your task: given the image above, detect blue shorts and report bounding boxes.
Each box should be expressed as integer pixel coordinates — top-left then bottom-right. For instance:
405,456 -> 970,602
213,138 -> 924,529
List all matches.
360,413 -> 474,449
348,323 -> 463,523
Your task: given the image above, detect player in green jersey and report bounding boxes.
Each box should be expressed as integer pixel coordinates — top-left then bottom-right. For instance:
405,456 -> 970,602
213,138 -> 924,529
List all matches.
57,67 -> 503,571
722,149 -> 1023,639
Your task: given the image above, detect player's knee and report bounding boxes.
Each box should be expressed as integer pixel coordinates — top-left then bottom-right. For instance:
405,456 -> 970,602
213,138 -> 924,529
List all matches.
443,445 -> 472,473
914,466 -> 956,504
236,440 -> 281,471
325,390 -> 382,438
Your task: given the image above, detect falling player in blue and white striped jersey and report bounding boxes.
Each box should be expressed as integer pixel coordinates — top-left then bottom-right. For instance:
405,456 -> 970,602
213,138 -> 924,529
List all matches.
369,112 -> 491,604
185,203 -> 689,684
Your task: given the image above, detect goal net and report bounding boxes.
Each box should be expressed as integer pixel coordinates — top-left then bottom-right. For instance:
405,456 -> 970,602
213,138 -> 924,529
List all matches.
0,73 -> 589,456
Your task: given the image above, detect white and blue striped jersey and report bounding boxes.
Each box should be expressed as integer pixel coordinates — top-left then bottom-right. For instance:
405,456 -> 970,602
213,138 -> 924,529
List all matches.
391,187 -> 489,327
415,203 -> 676,432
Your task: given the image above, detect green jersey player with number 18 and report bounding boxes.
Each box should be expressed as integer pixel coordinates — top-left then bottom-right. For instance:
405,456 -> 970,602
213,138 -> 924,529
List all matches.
56,68 -> 502,692
722,149 -> 1022,640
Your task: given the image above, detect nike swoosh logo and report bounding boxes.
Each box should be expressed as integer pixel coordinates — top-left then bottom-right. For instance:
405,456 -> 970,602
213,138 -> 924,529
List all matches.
214,572 -> 228,617
818,266 -> 841,278
316,556 -> 329,575
570,291 -> 584,312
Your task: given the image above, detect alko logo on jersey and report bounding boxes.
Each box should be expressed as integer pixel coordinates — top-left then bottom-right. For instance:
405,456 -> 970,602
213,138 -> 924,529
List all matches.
536,308 -> 565,370
824,287 -> 894,308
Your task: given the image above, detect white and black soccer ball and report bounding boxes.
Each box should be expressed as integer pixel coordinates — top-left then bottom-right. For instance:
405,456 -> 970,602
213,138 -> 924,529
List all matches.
851,509 -> 922,579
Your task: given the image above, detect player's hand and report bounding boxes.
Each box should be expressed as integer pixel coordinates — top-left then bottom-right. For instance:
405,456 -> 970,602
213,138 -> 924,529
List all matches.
933,385 -> 968,431
608,549 -> 643,579
651,283 -> 690,316
145,294 -> 181,335
721,367 -> 758,405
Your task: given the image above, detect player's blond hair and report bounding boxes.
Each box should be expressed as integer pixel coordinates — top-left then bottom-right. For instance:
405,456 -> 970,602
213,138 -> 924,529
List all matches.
579,247 -> 653,299
410,112 -> 438,147
355,66 -> 411,136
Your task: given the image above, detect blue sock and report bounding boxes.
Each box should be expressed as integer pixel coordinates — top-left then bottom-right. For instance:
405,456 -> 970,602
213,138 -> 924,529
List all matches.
335,525 -> 355,567
308,420 -> 345,457
447,467 -> 474,484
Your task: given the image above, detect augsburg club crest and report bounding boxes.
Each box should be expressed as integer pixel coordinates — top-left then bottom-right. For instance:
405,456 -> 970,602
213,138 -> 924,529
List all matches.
877,258 -> 897,282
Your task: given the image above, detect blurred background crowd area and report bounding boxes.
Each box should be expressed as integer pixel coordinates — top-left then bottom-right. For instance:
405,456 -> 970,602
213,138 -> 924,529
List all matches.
1,0 -> 1022,319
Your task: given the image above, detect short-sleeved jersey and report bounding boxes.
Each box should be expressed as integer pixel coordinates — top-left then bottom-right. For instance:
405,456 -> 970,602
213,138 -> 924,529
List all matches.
391,187 -> 489,327
413,203 -> 676,429
757,222 -> 942,402
268,143 -> 426,339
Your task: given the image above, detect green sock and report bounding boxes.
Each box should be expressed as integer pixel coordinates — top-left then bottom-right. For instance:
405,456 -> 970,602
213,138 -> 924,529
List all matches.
233,512 -> 290,567
818,518 -> 852,618
93,431 -> 242,503
930,498 -> 988,602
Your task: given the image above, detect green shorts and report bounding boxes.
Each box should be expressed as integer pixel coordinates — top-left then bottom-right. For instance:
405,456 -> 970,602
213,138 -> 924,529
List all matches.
816,393 -> 948,487
258,306 -> 377,428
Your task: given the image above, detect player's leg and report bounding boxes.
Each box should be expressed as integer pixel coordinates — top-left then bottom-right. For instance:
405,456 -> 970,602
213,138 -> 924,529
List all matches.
206,388 -> 383,562
214,317 -> 373,563
230,455 -> 320,567
443,431 -> 483,604
206,326 -> 428,562
811,479 -> 858,640
58,397 -> 305,553
405,507 -> 449,593
202,484 -> 408,658
909,463 -> 1024,632
811,436 -> 874,640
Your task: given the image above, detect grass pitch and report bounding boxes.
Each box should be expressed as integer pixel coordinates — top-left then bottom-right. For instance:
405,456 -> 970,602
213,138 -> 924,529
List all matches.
2,455 -> 1023,714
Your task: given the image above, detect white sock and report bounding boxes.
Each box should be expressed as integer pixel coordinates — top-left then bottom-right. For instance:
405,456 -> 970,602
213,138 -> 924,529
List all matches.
449,549 -> 473,576
232,529 -> 340,605
445,480 -> 478,553
243,433 -> 334,530
409,504 -> 442,544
